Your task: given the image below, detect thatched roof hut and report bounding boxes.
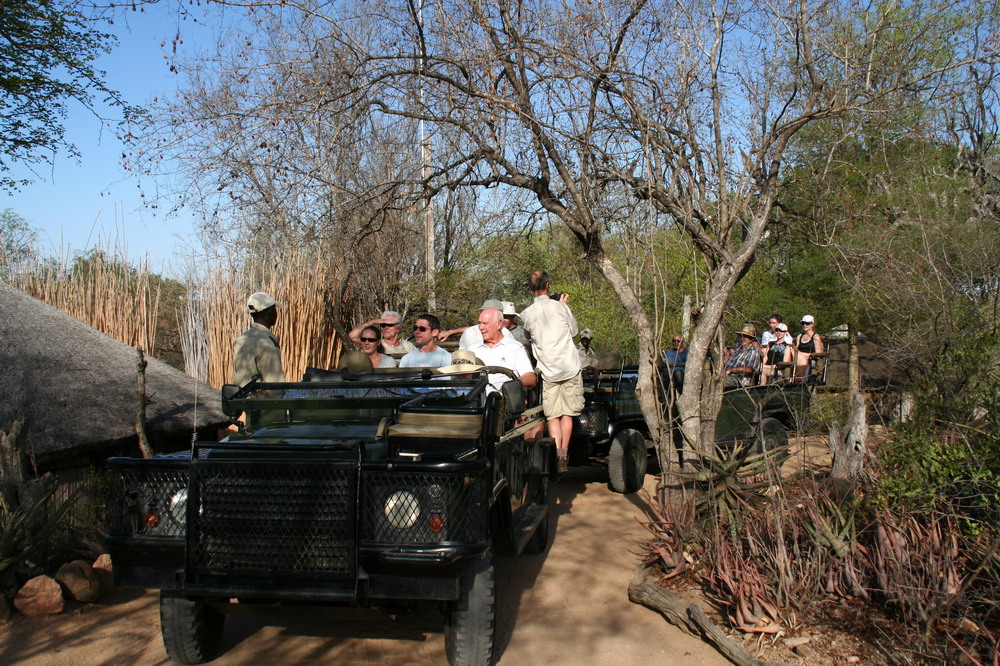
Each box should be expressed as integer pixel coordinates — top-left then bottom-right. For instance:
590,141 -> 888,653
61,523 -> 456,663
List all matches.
0,281 -> 228,470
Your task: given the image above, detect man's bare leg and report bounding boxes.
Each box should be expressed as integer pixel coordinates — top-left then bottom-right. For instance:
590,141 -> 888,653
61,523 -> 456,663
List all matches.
549,417 -> 569,473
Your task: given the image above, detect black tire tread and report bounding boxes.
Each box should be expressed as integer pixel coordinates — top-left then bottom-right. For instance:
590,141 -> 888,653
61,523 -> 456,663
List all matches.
445,552 -> 496,666
160,591 -> 224,665
608,428 -> 648,494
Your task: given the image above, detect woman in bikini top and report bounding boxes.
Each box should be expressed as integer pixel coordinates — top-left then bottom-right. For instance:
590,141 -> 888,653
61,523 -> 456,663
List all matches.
795,315 -> 823,361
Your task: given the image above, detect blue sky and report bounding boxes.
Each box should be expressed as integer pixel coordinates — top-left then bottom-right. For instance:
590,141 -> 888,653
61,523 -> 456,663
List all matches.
3,4 -> 219,277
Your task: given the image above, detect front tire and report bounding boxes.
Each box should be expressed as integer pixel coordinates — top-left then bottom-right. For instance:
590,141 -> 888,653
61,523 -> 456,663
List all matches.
608,428 -> 648,494
445,552 -> 496,666
160,591 -> 224,665
755,417 -> 789,455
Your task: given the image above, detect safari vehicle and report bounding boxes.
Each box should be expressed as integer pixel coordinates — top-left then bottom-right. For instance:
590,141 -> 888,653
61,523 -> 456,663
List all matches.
571,356 -> 811,493
105,365 -> 550,666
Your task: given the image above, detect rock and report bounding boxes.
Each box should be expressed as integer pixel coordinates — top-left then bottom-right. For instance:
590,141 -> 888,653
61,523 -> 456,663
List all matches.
92,553 -> 114,590
14,576 -> 65,616
55,560 -> 105,603
784,636 -> 811,647
793,644 -> 814,661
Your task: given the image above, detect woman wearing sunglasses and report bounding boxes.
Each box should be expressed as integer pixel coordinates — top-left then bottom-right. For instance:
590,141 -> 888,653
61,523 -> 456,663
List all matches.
794,314 -> 823,380
357,325 -> 396,368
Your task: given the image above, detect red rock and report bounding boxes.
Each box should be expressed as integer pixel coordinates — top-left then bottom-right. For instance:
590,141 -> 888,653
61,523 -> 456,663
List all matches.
55,560 -> 105,603
14,576 -> 65,616
92,554 -> 114,590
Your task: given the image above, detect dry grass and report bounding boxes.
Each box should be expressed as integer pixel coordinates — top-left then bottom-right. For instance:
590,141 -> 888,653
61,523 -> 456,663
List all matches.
7,246 -> 160,354
180,248 -> 344,388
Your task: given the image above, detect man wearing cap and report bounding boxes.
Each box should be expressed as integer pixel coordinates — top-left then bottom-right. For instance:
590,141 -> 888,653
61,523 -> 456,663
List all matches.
577,329 -> 598,369
399,314 -> 452,368
466,307 -> 537,392
723,324 -> 762,387
349,310 -> 416,356
520,269 -> 582,474
232,292 -> 285,386
501,301 -> 529,342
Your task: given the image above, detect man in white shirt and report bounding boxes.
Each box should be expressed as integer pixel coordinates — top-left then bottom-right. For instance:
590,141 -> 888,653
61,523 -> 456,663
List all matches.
519,270 -> 583,473
466,307 -> 537,392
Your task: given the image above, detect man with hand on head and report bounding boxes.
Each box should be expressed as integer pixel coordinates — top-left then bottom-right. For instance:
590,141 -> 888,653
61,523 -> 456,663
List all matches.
466,307 -> 537,392
349,310 -> 416,356
519,270 -> 583,474
232,291 -> 285,386
399,314 -> 453,368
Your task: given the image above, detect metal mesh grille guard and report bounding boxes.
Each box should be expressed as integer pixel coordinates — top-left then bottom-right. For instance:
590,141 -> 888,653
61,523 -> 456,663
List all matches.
107,468 -> 189,537
363,471 -> 489,544
188,461 -> 357,579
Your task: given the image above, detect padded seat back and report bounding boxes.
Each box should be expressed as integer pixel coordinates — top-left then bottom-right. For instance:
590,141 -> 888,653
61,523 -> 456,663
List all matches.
387,411 -> 484,439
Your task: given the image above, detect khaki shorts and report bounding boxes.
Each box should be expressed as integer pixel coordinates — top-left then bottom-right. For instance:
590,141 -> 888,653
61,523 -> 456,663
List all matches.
542,371 -> 585,419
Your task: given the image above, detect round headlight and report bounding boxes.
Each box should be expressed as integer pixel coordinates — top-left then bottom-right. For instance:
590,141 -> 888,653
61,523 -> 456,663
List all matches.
384,490 -> 420,529
168,488 -> 188,525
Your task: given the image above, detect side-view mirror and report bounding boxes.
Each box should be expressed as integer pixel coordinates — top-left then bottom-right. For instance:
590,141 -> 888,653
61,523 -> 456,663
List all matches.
501,379 -> 525,416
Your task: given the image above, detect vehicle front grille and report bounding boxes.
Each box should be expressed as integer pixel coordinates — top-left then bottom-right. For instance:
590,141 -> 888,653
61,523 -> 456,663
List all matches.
188,460 -> 357,579
107,467 -> 189,537
362,471 -> 489,544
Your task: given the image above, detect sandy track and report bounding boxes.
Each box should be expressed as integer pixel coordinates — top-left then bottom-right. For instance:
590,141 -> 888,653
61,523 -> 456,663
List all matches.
0,468 -> 723,665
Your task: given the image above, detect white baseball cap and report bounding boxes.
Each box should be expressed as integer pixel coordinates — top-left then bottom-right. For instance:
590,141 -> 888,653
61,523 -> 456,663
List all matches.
247,292 -> 278,313
801,314 -> 815,324
580,328 -> 593,339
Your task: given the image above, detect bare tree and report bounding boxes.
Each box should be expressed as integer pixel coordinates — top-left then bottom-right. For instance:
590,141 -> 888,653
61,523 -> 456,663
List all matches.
147,0 -> 993,462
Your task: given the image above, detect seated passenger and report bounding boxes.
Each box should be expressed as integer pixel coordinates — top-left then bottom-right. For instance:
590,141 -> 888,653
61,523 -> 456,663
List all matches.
465,307 -> 537,392
399,314 -> 453,368
662,334 -> 687,389
348,310 -> 415,356
794,314 -> 824,380
760,314 -> 789,348
356,325 -> 396,368
760,322 -> 793,385
724,325 -> 761,387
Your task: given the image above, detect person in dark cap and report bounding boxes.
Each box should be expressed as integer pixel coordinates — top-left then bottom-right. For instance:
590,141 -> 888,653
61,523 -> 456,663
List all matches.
232,291 -> 285,386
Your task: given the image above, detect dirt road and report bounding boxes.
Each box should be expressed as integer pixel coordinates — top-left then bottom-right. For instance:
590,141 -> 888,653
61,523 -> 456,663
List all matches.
0,468 -> 724,665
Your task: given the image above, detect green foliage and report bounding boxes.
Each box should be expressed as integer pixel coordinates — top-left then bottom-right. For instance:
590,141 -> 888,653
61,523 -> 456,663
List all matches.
809,392 -> 851,434
0,208 -> 37,275
0,0 -> 138,190
876,345 -> 1000,534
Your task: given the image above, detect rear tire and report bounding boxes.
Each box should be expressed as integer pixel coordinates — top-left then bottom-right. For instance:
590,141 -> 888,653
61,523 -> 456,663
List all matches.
755,417 -> 789,455
608,428 -> 648,494
160,591 -> 224,665
445,552 -> 496,666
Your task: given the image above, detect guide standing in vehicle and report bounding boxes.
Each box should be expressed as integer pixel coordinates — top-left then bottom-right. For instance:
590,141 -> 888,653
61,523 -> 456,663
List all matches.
232,291 -> 285,386
520,270 -> 583,474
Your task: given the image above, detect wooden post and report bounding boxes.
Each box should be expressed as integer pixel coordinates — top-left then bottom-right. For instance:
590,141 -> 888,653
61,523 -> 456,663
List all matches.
136,347 -> 154,459
848,324 -> 860,395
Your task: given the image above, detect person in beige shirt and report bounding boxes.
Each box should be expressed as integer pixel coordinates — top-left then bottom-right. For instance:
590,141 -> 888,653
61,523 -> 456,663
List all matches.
519,270 -> 583,474
232,292 -> 285,386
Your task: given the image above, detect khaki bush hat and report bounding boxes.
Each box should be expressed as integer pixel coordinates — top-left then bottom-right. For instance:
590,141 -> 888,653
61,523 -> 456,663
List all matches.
436,349 -> 486,375
738,324 -> 757,338
501,301 -> 519,317
337,351 -> 374,374
480,299 -> 503,311
247,292 -> 278,313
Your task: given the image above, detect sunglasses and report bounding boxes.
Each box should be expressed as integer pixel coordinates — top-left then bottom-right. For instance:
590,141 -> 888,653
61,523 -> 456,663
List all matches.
801,321 -> 812,325
672,340 -> 682,344
360,337 -> 378,343
413,325 -> 430,332
380,322 -> 397,327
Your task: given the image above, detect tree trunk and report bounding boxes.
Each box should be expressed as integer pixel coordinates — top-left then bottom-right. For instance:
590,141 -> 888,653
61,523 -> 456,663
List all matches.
136,347 -> 154,459
830,392 -> 868,484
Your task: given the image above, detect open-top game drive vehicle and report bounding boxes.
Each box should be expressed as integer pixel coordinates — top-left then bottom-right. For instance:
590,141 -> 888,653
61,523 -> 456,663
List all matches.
105,365 -> 549,666
572,357 -> 811,493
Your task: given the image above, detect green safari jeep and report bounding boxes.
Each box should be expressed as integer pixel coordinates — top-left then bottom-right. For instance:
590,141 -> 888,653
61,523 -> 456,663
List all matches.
572,360 -> 811,493
105,366 -> 549,666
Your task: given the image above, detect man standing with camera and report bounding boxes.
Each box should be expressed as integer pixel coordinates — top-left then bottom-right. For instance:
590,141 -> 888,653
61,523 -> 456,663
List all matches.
520,270 -> 583,474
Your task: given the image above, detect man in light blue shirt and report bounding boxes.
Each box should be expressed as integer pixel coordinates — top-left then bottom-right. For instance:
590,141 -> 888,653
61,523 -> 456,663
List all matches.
399,313 -> 453,368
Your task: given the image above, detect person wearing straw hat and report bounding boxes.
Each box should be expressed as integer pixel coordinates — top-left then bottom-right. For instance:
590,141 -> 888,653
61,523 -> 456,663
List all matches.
435,349 -> 487,378
465,307 -> 537,393
232,291 -> 285,387
723,324 -> 762,387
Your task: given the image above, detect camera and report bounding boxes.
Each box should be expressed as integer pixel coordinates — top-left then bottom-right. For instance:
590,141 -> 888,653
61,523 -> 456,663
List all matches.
549,293 -> 563,301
